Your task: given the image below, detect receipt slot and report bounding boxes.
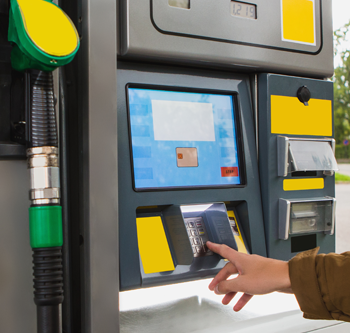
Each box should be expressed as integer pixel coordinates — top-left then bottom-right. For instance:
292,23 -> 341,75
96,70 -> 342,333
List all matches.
118,67 -> 266,290
258,74 -> 337,260
279,198 -> 336,241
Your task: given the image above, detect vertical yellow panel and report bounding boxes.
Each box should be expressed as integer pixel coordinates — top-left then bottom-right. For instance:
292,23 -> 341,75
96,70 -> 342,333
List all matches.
136,216 -> 175,274
283,178 -> 324,191
227,211 -> 248,254
271,96 -> 332,136
282,0 -> 315,45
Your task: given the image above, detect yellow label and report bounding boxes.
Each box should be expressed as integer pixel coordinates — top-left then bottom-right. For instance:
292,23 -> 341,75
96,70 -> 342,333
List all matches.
283,178 -> 324,191
136,216 -> 175,274
282,0 -> 315,45
227,210 -> 248,254
271,95 -> 332,136
17,0 -> 79,57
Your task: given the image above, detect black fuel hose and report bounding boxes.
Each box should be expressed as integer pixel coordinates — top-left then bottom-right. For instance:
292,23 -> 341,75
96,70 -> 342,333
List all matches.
33,247 -> 63,333
30,70 -> 58,148
29,70 -> 63,333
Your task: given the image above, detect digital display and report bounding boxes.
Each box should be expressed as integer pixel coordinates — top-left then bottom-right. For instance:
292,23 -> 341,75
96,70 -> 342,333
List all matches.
231,1 -> 256,19
128,88 -> 242,190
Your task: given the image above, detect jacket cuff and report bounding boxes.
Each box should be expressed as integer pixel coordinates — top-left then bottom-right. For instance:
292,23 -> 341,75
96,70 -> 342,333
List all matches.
289,247 -> 333,320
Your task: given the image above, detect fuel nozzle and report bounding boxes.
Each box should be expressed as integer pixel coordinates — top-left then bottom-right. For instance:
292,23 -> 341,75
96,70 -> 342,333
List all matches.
8,1 -> 79,332
8,0 -> 79,72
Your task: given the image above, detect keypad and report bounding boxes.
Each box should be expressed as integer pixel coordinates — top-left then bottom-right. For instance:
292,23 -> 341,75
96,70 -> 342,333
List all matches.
184,217 -> 213,257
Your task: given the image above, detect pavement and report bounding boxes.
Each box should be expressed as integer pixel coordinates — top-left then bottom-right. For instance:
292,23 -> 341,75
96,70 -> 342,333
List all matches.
335,163 -> 350,253
336,183 -> 350,253
337,163 -> 350,177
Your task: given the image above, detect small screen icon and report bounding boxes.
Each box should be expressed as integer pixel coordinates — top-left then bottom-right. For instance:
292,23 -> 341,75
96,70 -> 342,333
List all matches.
176,148 -> 198,167
221,167 -> 238,177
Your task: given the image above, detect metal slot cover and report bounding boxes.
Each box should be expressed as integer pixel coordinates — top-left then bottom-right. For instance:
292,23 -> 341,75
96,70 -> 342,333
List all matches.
289,140 -> 337,173
277,136 -> 338,176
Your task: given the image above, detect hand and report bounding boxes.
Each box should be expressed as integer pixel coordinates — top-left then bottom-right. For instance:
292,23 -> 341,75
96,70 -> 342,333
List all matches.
207,241 -> 292,311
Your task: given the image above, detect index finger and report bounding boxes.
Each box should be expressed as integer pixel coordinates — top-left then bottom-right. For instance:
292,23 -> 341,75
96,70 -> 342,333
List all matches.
206,241 -> 239,263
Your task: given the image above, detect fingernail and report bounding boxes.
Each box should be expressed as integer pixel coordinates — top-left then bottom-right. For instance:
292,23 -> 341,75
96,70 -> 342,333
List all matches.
214,285 -> 219,294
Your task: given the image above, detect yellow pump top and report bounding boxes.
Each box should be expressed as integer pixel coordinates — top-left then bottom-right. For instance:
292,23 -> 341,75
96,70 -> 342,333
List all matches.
17,0 -> 79,57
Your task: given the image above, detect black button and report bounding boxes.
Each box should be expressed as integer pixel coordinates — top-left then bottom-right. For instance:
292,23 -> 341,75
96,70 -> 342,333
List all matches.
297,86 -> 311,106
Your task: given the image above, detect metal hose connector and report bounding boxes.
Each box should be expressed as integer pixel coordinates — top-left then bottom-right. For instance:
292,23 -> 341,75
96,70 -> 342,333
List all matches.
27,146 -> 60,206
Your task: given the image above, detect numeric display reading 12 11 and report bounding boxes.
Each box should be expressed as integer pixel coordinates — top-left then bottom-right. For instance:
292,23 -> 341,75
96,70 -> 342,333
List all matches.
231,1 -> 256,20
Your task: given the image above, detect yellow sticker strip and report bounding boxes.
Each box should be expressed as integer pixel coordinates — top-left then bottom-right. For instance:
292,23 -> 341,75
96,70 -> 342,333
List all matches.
17,0 -> 79,57
227,210 -> 248,254
136,216 -> 175,274
283,178 -> 324,191
282,0 -> 315,45
271,95 -> 332,136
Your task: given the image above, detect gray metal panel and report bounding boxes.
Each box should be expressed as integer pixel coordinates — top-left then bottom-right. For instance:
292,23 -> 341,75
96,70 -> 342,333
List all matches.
117,64 -> 266,290
119,0 -> 333,78
258,74 -> 335,261
81,0 -> 119,331
153,0 -> 321,53
0,161 -> 36,333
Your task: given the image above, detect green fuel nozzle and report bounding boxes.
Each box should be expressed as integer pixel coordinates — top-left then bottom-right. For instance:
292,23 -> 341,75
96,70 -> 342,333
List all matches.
8,1 -> 79,332
8,0 -> 79,71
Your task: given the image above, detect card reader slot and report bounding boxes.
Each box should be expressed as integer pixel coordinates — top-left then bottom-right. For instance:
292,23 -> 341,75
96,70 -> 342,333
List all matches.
291,171 -> 317,177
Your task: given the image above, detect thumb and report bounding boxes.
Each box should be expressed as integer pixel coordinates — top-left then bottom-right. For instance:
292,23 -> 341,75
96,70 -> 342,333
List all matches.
215,275 -> 244,295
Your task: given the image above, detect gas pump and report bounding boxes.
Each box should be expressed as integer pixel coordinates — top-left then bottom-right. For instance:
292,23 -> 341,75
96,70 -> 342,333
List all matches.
0,0 -> 345,332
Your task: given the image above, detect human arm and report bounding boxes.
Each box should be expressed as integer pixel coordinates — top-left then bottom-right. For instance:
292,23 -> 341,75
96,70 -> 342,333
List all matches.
289,247 -> 350,322
207,241 -> 350,322
206,241 -> 292,311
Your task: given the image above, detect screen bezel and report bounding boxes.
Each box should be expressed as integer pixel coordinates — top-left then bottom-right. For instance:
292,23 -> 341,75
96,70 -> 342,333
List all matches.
126,83 -> 247,192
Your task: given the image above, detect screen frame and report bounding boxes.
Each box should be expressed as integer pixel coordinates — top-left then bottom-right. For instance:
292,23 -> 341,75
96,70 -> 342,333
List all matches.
126,83 -> 247,192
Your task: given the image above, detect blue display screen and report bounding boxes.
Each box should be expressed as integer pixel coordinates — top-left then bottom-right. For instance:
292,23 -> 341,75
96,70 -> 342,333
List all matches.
128,88 -> 242,190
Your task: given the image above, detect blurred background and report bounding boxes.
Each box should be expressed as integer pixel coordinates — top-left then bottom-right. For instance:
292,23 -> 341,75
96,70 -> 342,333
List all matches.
331,0 -> 350,254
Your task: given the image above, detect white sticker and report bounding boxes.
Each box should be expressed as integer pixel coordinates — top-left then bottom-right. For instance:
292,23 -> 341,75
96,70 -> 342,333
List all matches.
152,100 -> 215,142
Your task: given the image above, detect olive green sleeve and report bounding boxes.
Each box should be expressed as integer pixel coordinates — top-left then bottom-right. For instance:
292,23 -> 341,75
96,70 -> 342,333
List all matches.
289,247 -> 350,322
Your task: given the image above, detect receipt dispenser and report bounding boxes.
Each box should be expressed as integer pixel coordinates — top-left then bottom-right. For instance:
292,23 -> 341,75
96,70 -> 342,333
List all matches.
279,197 -> 335,241
258,74 -> 337,260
